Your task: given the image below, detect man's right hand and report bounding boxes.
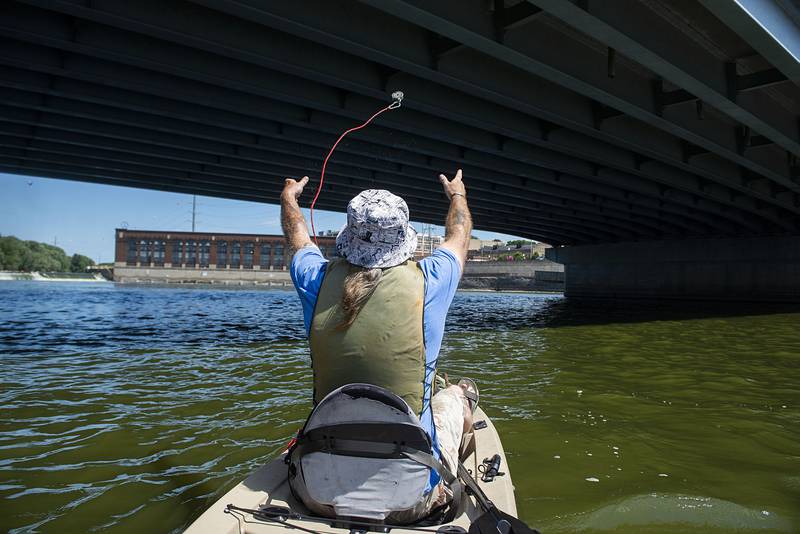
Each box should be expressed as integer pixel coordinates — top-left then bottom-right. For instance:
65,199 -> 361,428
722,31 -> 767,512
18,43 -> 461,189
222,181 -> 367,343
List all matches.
438,169 -> 472,271
439,169 -> 466,200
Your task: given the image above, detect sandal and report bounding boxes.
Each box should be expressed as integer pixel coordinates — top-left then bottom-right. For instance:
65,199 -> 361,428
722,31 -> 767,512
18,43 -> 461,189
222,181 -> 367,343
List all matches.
458,378 -> 479,414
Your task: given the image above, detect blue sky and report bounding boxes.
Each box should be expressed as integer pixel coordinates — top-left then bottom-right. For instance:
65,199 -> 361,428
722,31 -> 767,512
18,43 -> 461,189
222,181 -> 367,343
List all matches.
0,173 -> 520,263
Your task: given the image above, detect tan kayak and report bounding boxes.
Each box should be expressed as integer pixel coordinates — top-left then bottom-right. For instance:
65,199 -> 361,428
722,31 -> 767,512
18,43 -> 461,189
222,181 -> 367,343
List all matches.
184,407 -> 517,533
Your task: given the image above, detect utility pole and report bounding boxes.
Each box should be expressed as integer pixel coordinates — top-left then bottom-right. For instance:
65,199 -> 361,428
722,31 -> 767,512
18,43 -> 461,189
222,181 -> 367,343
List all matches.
191,195 -> 196,232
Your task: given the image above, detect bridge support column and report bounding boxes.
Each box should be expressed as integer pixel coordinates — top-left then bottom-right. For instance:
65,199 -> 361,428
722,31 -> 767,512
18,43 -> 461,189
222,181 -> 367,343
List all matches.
546,236 -> 800,302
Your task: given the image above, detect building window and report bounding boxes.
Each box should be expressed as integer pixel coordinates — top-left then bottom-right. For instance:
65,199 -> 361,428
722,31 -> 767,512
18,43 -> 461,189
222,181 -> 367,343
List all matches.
217,241 -> 228,267
273,244 -> 284,268
127,239 -> 137,265
139,240 -> 150,264
230,241 -> 241,268
260,243 -> 271,268
172,241 -> 184,265
243,242 -> 254,269
186,240 -> 197,267
153,241 -> 165,266
199,241 -> 210,267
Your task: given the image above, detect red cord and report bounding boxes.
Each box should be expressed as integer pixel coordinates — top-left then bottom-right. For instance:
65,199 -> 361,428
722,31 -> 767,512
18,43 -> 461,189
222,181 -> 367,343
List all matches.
310,104 -> 394,245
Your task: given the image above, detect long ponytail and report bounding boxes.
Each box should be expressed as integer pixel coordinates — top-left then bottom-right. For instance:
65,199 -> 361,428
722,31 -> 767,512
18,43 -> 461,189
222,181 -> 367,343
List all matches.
337,267 -> 383,329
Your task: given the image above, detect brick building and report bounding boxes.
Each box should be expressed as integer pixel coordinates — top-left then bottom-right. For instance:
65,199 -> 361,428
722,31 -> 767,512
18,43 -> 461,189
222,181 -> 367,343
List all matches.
113,229 -> 336,284
414,234 -> 444,259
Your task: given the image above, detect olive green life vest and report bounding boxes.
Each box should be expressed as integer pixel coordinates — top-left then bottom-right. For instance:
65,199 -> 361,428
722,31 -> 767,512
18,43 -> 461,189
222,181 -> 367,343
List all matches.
309,258 -> 426,414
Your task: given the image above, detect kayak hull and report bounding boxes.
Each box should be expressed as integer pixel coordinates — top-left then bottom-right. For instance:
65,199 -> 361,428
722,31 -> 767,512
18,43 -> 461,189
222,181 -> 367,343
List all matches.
184,407 -> 516,533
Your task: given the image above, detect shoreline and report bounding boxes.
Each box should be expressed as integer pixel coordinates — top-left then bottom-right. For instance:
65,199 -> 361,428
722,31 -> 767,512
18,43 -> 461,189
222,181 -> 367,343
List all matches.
0,272 -> 110,283
459,288 -> 563,294
1,278 -> 562,294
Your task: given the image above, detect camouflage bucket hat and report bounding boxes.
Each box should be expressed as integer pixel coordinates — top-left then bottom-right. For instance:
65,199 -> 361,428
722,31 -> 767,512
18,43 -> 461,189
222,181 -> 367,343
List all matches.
336,189 -> 418,268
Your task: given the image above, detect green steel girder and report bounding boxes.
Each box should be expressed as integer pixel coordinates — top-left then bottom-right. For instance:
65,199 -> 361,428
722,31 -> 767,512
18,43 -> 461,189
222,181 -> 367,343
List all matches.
0,37 -> 776,233
0,3 -> 792,228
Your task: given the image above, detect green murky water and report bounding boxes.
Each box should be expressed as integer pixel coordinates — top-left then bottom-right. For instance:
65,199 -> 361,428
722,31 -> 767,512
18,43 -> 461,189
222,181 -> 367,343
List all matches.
1,283 -> 798,533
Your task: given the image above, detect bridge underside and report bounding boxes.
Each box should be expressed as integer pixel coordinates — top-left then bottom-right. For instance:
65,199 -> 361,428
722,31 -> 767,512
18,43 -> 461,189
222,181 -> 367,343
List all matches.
0,0 -> 799,250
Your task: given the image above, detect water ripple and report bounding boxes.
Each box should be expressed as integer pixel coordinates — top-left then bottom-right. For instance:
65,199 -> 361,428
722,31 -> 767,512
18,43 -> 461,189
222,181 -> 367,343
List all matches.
0,283 -> 798,533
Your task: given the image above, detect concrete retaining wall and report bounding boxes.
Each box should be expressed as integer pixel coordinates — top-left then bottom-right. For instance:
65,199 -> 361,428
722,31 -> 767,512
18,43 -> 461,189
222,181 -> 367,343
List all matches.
113,266 -> 293,286
115,261 -> 566,292
463,260 -> 563,276
461,260 -> 564,291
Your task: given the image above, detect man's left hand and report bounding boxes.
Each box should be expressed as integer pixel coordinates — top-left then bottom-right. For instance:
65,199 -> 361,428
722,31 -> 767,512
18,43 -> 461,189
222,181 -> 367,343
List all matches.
282,176 -> 309,200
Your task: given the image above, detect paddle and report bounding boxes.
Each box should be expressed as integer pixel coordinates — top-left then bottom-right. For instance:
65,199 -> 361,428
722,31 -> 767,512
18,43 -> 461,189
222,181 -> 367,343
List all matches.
457,463 -> 540,534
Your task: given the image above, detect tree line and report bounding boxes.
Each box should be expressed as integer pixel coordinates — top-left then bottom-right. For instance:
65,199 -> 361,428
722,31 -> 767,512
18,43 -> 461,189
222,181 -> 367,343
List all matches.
0,235 -> 95,272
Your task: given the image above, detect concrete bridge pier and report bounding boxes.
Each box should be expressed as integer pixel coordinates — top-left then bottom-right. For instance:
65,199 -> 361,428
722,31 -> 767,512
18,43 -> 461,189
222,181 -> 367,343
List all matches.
546,237 -> 800,303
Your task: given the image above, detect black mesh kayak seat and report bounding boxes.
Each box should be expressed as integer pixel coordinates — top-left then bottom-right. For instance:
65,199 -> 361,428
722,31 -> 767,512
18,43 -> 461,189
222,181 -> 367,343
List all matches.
287,383 -> 463,524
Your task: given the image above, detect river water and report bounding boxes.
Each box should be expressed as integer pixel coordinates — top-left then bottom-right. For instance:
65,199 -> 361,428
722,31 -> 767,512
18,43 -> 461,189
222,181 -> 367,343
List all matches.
1,282 -> 798,533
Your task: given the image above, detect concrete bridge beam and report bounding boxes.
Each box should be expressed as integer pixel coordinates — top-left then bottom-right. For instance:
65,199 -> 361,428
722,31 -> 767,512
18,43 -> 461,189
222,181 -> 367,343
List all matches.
0,66 -> 747,233
699,0 -> 800,83
1,0 -> 798,245
547,236 -> 800,302
5,0 -> 794,230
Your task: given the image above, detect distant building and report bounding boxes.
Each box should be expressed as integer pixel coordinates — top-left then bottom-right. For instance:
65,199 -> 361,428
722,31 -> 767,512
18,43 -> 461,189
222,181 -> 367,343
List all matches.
113,229 -> 556,286
532,242 -> 552,258
415,234 -> 444,259
113,229 -> 336,285
468,238 -> 503,252
468,240 -> 551,261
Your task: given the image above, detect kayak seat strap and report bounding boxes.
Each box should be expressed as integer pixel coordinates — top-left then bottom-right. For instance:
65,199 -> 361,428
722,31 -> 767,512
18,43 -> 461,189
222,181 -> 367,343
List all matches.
297,435 -> 453,483
288,383 -> 465,523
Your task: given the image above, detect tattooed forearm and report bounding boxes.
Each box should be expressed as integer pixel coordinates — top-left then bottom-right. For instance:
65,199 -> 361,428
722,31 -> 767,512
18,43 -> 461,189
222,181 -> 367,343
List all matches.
281,194 -> 313,253
446,196 -> 472,240
438,169 -> 470,269
443,196 -> 472,271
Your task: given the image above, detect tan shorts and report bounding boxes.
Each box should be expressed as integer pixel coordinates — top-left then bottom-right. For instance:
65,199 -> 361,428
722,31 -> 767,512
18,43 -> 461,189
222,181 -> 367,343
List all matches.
386,384 -> 467,523
432,384 -> 467,473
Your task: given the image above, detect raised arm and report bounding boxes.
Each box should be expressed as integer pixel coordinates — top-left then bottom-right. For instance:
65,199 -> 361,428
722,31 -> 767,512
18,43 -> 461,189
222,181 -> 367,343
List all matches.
280,176 -> 313,253
438,169 -> 473,271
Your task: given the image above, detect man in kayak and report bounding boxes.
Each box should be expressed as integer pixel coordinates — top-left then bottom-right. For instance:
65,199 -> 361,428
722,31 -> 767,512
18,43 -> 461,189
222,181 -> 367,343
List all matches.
281,170 -> 477,519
